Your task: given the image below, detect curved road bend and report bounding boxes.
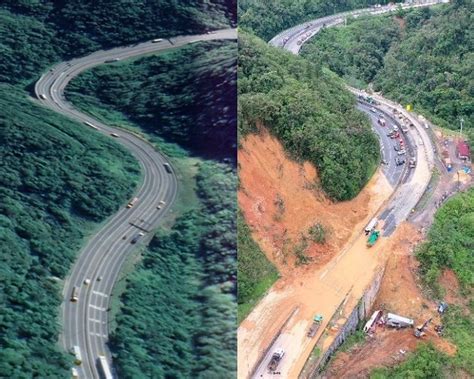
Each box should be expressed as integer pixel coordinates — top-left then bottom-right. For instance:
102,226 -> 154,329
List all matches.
35,28 -> 237,379
241,3 -> 442,378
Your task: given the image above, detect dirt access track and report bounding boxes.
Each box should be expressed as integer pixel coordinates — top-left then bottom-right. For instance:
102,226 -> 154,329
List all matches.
239,4 -> 442,377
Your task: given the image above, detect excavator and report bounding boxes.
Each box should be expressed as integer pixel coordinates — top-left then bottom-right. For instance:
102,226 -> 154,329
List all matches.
414,318 -> 432,338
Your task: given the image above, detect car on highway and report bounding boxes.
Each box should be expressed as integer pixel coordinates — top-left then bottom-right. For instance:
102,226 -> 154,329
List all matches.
110,133 -> 120,138
395,157 -> 405,166
130,232 -> 145,244
397,149 -> 406,156
151,38 -> 163,43
39,94 -> 47,100
370,107 -> 376,113
105,58 -> 120,63
83,278 -> 91,286
97,276 -> 103,282
159,200 -> 166,205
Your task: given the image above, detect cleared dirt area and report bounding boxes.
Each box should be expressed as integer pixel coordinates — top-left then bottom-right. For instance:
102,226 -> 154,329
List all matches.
322,223 -> 457,378
238,127 -> 391,277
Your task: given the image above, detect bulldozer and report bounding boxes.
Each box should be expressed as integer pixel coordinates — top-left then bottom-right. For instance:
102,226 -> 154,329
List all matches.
414,318 -> 432,338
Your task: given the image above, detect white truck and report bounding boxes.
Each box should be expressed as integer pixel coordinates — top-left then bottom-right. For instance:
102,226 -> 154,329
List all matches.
268,349 -> 285,372
386,313 -> 414,328
364,217 -> 378,235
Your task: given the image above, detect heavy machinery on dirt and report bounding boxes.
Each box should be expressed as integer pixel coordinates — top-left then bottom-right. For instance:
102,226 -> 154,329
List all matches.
414,318 -> 432,338
367,230 -> 380,247
268,349 -> 285,372
307,314 -> 323,338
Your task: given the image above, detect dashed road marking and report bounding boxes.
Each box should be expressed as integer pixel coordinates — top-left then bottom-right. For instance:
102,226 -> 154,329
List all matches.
90,332 -> 107,338
89,318 -> 105,324
92,291 -> 108,298
89,304 -> 106,311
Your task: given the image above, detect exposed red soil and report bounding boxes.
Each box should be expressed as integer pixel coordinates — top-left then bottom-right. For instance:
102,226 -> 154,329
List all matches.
323,223 -> 457,378
238,127 -> 390,278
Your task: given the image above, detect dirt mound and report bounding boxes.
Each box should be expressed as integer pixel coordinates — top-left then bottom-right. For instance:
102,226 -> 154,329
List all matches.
238,128 -> 390,277
324,223 -> 457,378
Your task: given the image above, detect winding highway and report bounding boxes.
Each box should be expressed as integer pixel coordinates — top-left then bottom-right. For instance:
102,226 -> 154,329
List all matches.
240,2 -> 444,378
35,28 -> 236,379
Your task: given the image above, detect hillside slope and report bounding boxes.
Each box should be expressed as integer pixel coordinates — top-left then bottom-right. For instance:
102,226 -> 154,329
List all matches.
302,2 -> 473,132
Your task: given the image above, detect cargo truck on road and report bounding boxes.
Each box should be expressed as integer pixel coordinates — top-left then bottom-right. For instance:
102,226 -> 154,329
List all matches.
268,349 -> 285,372
367,230 -> 380,247
307,314 -> 323,337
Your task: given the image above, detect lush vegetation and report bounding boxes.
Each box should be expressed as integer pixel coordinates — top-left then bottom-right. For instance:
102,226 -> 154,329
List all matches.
66,40 -> 237,157
0,1 -> 235,376
110,162 -> 236,378
0,85 -> 139,377
416,188 -> 474,292
239,31 -> 379,201
302,2 -> 473,132
237,212 -> 279,322
0,1 -> 234,83
238,0 -> 395,41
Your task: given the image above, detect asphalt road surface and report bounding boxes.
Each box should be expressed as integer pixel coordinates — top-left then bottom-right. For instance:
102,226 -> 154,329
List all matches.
35,28 -> 236,379
248,2 -> 439,377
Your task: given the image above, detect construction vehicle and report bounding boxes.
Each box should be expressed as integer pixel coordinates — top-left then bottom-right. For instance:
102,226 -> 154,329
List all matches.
307,314 -> 323,337
268,349 -> 285,372
386,313 -> 414,329
414,318 -> 432,338
367,230 -> 380,247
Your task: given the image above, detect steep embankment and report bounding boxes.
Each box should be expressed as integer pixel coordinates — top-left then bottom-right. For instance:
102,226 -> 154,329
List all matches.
237,31 -> 380,319
301,2 -> 473,134
0,2 -> 234,376
64,42 -> 237,376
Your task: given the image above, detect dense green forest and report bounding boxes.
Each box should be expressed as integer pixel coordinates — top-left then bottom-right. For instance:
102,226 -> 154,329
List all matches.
417,188 -> 474,293
110,162 -> 236,378
237,212 -> 279,322
66,40 -> 237,157
371,189 -> 474,378
0,1 -> 234,84
239,31 -> 379,201
0,85 -> 139,377
238,0 -> 397,41
0,1 -> 235,376
302,2 -> 473,132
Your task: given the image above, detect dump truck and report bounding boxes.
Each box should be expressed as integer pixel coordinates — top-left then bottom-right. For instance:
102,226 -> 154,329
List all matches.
307,314 -> 323,338
367,230 -> 380,247
268,349 -> 285,372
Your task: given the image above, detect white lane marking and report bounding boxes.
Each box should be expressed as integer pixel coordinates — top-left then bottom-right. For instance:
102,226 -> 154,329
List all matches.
90,332 -> 107,338
89,318 -> 105,324
92,291 -> 108,298
89,304 -> 106,311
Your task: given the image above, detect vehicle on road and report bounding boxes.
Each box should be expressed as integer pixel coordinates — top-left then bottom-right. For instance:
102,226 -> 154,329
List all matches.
105,58 -> 120,63
159,200 -> 166,205
409,158 -> 416,168
72,345 -> 82,365
365,217 -> 378,235
151,38 -> 163,43
84,121 -> 99,130
110,132 -> 120,138
130,232 -> 145,244
39,93 -> 47,100
370,107 -> 376,113
397,149 -> 406,156
71,286 -> 80,302
377,118 -> 386,127
98,355 -> 113,379
307,314 -> 323,337
268,349 -> 285,372
97,276 -> 103,282
386,313 -> 414,328
127,197 -> 138,208
71,367 -> 79,378
83,278 -> 91,286
163,162 -> 172,173
367,230 -> 380,247
395,157 -> 405,166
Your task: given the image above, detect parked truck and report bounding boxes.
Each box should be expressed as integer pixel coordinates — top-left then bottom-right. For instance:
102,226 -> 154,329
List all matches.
364,218 -> 378,235
367,230 -> 380,247
307,314 -> 323,337
268,349 -> 285,372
